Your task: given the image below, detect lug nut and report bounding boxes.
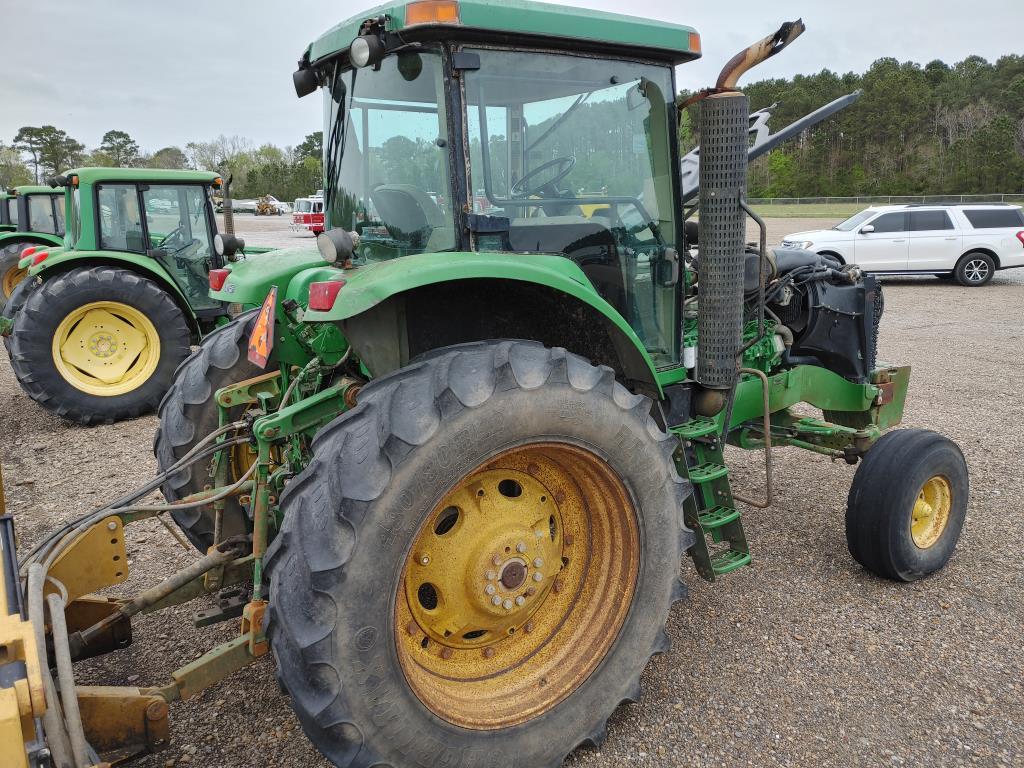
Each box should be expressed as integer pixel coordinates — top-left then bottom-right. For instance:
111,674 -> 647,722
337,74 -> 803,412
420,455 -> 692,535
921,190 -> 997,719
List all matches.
491,595 -> 502,606
524,621 -> 534,634
526,587 -> 537,597
485,584 -> 496,595
492,555 -> 502,566
533,558 -> 543,568
533,572 -> 543,582
406,621 -> 418,636
440,648 -> 453,660
535,529 -> 545,538
515,596 -> 525,606
502,599 -> 513,610
419,554 -> 431,565
483,647 -> 495,659
107,521 -> 118,531
564,534 -> 574,546
486,570 -> 496,580
516,542 -> 527,553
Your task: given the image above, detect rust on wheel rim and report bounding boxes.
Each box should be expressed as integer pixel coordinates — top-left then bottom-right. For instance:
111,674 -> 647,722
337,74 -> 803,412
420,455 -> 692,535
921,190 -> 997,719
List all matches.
396,442 -> 640,730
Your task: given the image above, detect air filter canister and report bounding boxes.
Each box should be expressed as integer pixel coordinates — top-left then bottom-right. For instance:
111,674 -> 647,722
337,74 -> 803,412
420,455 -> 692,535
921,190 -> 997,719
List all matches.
696,92 -> 749,389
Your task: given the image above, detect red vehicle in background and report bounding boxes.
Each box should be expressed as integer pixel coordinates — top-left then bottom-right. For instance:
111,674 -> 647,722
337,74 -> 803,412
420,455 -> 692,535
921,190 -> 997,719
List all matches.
291,191 -> 325,235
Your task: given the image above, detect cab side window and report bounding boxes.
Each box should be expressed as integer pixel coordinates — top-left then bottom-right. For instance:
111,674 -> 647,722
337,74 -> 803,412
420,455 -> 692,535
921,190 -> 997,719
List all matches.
868,212 -> 908,234
28,195 -> 58,234
98,184 -> 145,252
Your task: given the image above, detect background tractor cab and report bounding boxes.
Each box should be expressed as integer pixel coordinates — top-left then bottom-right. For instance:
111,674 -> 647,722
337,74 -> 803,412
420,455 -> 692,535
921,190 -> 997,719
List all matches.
291,191 -> 325,234
0,185 -> 66,309
3,168 -> 273,425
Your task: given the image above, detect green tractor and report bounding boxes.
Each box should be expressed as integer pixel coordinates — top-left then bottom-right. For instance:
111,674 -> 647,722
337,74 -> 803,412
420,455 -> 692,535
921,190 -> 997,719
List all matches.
5,3 -> 967,768
0,184 -> 66,310
2,168 -> 272,425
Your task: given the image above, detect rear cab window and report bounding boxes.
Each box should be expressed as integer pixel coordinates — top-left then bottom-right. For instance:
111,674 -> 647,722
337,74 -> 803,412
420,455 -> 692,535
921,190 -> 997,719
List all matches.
27,194 -> 59,234
963,208 -> 1024,229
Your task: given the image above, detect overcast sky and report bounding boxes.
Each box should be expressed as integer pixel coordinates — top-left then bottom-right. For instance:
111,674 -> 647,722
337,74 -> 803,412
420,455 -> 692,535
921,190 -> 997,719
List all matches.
1,0 -> 1020,153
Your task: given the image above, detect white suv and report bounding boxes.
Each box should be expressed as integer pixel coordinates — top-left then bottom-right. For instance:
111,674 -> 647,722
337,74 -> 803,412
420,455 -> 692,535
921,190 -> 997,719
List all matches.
781,204 -> 1024,286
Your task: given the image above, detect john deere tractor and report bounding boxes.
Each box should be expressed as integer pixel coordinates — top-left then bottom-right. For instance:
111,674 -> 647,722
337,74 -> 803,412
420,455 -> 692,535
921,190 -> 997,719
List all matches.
0,184 -> 66,310
3,3 -> 968,768
2,168 -> 271,424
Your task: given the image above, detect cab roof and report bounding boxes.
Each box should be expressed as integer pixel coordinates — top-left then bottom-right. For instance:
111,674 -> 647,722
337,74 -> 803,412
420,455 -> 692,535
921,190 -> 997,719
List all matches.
66,167 -> 219,186
307,0 -> 700,67
9,185 -> 63,196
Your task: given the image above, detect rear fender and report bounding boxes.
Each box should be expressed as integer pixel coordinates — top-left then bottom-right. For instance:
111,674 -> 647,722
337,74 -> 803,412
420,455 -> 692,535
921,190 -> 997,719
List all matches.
303,251 -> 662,393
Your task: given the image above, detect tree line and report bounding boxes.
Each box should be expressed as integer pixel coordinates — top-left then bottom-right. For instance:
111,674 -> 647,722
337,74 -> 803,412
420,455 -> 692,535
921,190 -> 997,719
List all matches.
680,54 -> 1024,197
0,127 -> 324,204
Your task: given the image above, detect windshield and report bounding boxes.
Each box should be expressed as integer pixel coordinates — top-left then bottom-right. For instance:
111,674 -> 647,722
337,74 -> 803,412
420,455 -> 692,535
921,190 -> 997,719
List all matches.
465,49 -> 681,366
324,47 -> 454,261
295,199 -> 312,213
834,209 -> 876,231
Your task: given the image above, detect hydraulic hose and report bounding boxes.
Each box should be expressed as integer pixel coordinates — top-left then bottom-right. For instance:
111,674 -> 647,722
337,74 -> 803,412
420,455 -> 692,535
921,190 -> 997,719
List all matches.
47,590 -> 91,767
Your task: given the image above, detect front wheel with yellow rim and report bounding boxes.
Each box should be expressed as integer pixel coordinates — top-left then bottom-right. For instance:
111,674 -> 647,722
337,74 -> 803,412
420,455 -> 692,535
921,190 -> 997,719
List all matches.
846,429 -> 968,581
266,341 -> 693,768
9,266 -> 192,425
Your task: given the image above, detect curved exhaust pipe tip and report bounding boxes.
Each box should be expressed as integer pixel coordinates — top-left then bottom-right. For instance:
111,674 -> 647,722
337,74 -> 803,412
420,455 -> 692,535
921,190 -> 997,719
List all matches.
717,19 -> 806,91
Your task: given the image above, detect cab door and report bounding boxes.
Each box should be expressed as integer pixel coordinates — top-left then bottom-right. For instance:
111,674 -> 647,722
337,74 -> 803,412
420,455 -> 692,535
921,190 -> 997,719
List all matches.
852,211 -> 909,271
908,209 -> 960,271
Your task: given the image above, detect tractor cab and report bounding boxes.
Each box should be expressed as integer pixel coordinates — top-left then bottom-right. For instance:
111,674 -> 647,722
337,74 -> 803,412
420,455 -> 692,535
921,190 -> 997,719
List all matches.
47,168 -> 227,314
0,185 -> 66,306
298,0 -> 699,369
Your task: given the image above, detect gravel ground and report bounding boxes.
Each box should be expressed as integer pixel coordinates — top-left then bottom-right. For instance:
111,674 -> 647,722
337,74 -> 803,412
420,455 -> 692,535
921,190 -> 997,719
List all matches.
2,216 -> 1022,767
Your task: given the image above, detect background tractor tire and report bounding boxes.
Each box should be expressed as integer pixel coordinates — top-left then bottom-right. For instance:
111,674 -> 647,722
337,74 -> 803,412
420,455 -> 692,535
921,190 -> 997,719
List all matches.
953,252 -> 995,286
266,340 -> 693,768
0,241 -> 33,312
9,266 -> 191,425
2,275 -> 39,353
154,310 -> 265,551
846,429 -> 968,581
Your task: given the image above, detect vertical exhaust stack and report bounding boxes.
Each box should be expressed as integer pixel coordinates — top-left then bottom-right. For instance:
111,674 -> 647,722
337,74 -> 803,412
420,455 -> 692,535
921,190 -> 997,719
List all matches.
222,174 -> 235,237
696,91 -> 750,390
695,20 -> 806,397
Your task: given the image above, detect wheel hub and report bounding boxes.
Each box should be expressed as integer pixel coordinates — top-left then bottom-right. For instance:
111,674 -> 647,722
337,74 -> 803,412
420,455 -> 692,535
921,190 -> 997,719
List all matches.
396,442 -> 640,730
911,475 -> 951,549
404,468 -> 562,650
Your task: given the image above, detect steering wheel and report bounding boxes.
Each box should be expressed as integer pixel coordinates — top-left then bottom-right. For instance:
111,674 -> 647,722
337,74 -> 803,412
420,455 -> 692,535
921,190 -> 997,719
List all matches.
510,156 -> 576,197
158,224 -> 187,251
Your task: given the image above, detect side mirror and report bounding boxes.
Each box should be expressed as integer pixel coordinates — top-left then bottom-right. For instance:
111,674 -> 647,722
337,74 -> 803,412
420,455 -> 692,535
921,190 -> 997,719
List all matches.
317,228 -> 361,265
293,67 -> 318,98
214,232 -> 246,259
859,224 -> 875,234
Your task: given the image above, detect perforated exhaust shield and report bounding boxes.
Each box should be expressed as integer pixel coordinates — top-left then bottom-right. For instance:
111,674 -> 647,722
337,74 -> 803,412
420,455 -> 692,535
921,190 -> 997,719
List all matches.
697,92 -> 750,389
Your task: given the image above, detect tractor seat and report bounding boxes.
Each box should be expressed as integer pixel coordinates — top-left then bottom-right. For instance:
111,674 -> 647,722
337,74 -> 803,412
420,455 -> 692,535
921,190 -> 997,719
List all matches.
508,216 -> 614,255
370,184 -> 446,250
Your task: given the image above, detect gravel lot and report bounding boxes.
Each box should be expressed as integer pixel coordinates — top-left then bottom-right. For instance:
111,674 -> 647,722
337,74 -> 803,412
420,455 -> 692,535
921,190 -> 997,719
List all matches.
2,216 -> 1021,767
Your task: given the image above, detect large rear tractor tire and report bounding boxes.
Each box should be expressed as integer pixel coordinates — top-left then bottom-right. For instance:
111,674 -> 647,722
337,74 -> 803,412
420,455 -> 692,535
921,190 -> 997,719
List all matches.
9,266 -> 191,425
2,275 -> 40,353
0,241 -> 34,312
265,341 -> 693,768
154,310 -> 266,551
846,429 -> 968,581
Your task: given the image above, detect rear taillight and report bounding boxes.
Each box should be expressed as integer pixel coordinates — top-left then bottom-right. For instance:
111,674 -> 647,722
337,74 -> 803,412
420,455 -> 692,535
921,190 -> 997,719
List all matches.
31,251 -> 48,265
21,246 -> 36,258
1017,231 -> 1024,248
209,269 -> 229,291
308,280 -> 345,311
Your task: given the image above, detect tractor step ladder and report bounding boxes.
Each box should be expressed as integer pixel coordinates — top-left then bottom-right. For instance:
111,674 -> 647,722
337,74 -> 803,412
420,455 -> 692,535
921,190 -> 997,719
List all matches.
672,418 -> 751,580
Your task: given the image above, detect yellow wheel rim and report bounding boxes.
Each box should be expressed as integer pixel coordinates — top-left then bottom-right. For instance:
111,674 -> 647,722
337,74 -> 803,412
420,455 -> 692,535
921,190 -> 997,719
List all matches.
2,264 -> 26,298
911,475 -> 952,549
51,301 -> 160,397
396,442 -> 639,730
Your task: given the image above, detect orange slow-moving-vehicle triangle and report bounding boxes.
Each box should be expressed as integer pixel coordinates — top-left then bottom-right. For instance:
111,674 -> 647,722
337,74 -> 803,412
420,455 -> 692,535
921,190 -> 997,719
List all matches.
248,286 -> 277,368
